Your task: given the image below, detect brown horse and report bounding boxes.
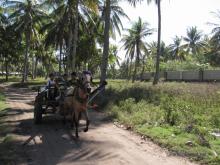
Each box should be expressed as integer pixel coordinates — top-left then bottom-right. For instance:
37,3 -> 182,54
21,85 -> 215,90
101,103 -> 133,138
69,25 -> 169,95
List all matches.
61,72 -> 92,138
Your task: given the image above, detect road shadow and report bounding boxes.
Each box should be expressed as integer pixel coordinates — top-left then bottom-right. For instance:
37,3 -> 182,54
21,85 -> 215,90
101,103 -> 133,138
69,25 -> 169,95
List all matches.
1,104 -> 116,165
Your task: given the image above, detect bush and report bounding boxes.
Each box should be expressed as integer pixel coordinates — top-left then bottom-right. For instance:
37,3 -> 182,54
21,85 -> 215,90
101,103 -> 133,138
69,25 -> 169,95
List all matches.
99,81 -> 220,164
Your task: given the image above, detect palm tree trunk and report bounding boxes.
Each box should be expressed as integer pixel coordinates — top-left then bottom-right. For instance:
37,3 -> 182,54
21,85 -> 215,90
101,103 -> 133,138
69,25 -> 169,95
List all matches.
72,0 -> 79,72
100,0 -> 111,83
22,33 -> 30,83
34,57 -> 38,79
31,55 -> 34,79
153,0 -> 161,85
132,43 -> 140,83
5,60 -> 8,82
129,59 -> 132,80
126,59 -> 129,80
141,57 -> 146,81
59,42 -> 62,74
68,26 -> 73,73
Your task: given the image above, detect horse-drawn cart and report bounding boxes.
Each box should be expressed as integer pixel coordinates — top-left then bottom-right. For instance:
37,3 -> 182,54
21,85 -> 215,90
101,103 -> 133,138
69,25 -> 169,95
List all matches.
33,80 -> 107,125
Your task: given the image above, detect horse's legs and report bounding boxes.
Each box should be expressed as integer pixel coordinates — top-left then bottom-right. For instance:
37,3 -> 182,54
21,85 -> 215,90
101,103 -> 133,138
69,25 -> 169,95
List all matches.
73,111 -> 79,138
83,110 -> 90,132
61,104 -> 66,125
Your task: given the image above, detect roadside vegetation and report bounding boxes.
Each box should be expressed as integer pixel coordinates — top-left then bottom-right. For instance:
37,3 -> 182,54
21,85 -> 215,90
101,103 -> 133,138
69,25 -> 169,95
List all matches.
0,92 -> 7,112
96,81 -> 220,164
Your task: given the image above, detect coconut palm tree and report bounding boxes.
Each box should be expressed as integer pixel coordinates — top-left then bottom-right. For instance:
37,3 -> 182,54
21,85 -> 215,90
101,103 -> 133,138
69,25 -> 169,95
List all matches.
208,10 -> 220,46
183,26 -> 206,55
169,36 -> 185,60
127,0 -> 162,84
121,17 -> 154,82
41,2 -> 67,74
43,0 -> 98,72
5,0 -> 47,82
99,0 -> 129,38
100,0 -> 129,83
100,0 -> 110,83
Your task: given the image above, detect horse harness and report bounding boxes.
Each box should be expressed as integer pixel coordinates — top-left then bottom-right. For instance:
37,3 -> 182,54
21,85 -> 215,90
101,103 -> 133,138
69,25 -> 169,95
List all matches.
65,86 -> 88,104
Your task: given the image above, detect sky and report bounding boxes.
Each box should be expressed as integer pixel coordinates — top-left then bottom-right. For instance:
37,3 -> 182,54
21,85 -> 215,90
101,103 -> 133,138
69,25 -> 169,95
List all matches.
113,0 -> 220,60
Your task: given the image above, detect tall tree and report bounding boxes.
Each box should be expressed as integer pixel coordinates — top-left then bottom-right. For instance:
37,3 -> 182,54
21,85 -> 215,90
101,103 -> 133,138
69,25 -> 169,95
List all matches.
100,0 -> 111,83
183,26 -> 206,55
128,0 -> 162,85
100,0 -> 129,82
43,0 -> 98,72
121,17 -> 154,82
5,0 -> 46,82
169,36 -> 185,60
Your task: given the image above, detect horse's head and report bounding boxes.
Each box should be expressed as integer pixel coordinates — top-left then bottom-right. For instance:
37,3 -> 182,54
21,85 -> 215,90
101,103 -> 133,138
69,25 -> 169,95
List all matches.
78,71 -> 92,95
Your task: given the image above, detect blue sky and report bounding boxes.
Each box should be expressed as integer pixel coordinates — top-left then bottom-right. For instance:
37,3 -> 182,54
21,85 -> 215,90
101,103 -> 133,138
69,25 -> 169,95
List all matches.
113,0 -> 220,60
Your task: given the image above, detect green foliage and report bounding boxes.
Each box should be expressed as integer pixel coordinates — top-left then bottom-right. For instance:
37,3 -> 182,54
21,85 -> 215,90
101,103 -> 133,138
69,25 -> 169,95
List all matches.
0,92 -> 7,111
99,81 -> 220,164
159,60 -> 213,71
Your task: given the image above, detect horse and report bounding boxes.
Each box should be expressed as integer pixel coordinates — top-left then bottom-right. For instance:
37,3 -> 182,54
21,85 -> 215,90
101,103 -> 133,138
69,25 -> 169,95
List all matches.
61,71 -> 92,138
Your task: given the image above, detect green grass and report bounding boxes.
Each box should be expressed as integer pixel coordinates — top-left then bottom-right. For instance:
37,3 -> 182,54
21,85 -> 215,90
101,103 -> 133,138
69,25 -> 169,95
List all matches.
0,76 -> 47,90
97,80 -> 220,165
0,92 -> 7,111
10,77 -> 46,89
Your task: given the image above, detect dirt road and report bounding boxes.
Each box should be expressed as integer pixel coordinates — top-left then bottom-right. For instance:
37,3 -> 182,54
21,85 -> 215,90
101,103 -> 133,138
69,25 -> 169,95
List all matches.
2,86 -> 197,165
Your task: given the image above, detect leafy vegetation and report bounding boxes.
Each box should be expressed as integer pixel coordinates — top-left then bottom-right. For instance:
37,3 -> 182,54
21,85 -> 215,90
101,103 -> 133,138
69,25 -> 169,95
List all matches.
97,81 -> 220,164
0,91 -> 7,111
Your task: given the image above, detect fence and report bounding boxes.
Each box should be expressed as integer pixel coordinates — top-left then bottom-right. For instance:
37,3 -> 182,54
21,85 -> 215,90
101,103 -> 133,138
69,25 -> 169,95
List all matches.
141,70 -> 220,82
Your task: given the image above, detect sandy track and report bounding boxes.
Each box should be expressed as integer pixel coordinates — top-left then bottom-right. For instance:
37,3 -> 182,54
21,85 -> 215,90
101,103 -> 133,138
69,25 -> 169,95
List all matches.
2,86 -> 197,165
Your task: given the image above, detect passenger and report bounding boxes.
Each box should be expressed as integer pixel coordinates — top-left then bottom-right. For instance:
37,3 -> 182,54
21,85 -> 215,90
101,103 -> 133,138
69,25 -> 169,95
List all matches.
46,73 -> 55,88
62,73 -> 68,82
68,72 -> 78,87
46,73 -> 58,100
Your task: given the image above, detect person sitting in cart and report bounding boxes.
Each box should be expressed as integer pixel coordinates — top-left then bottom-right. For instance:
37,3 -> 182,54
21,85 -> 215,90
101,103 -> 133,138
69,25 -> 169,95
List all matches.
68,72 -> 78,87
46,73 -> 56,88
46,73 -> 59,99
62,73 -> 68,82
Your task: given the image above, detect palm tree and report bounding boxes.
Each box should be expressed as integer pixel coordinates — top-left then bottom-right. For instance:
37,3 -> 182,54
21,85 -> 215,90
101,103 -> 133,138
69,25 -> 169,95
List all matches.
100,0 -> 111,83
169,36 -> 185,60
121,17 -> 154,82
43,0 -> 98,72
127,0 -> 162,84
99,0 -> 129,38
5,0 -> 46,82
183,26 -> 206,55
41,3 -> 67,74
208,10 -> 220,46
100,0 -> 129,83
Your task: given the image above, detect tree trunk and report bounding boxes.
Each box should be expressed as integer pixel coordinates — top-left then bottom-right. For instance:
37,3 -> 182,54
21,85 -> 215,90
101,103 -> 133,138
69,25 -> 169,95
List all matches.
59,42 -> 62,74
31,54 -> 34,79
129,59 -> 132,80
1,60 -> 4,76
132,42 -> 140,83
141,56 -> 146,81
22,33 -> 30,83
100,0 -> 111,83
67,1 -> 73,74
34,57 -> 38,79
153,0 -> 161,85
5,60 -> 8,82
72,0 -> 79,72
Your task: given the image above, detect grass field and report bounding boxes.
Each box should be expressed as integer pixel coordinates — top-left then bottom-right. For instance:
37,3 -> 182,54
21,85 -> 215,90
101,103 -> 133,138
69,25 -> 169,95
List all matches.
96,80 -> 220,164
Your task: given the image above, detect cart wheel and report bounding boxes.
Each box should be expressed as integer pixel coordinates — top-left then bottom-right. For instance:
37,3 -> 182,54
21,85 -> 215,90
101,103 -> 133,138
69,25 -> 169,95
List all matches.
34,102 -> 42,124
